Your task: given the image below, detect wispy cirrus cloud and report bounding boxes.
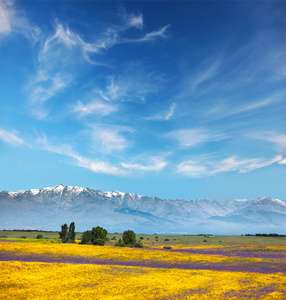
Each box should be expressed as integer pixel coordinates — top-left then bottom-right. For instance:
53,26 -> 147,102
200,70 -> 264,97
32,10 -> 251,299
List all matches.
247,132 -> 286,154
99,70 -> 161,104
85,125 -> 134,154
177,155 -> 283,177
206,94 -> 280,120
0,128 -> 23,146
144,103 -> 176,121
0,0 -> 40,40
121,157 -> 167,172
73,100 -> 117,117
166,128 -> 226,148
36,134 -> 128,176
28,13 -> 169,119
0,0 -> 12,35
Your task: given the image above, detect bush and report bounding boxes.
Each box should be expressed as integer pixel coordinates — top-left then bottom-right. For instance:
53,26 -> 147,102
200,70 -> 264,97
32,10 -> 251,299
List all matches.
80,226 -> 108,245
164,239 -> 169,241
93,238 -> 105,246
122,230 -> 136,246
20,236 -> 26,239
203,239 -> 208,242
163,246 -> 172,249
134,241 -> 144,248
111,237 -> 117,240
36,234 -> 43,239
155,236 -> 158,239
80,230 -> 92,244
139,236 -> 144,240
115,238 -> 126,247
91,226 -> 107,245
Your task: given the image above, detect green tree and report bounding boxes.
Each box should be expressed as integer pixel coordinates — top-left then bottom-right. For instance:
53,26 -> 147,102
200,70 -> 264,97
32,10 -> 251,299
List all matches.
122,230 -> 136,246
68,222 -> 76,242
80,230 -> 92,244
90,226 -> 108,246
59,224 -> 68,243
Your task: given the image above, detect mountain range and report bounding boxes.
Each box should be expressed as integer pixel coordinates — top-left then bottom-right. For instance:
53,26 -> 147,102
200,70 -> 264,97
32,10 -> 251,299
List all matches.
1,185 -> 286,234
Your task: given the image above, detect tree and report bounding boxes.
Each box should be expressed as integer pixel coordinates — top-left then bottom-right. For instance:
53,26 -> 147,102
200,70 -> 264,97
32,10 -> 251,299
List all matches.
122,230 -> 136,246
68,222 -> 76,242
59,224 -> 68,243
90,226 -> 108,246
80,230 -> 92,244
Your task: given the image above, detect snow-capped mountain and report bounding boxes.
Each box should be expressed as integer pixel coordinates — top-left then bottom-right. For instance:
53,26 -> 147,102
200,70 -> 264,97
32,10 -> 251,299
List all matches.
1,185 -> 286,234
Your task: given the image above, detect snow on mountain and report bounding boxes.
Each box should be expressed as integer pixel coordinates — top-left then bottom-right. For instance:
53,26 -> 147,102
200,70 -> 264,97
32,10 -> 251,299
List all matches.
1,185 -> 286,234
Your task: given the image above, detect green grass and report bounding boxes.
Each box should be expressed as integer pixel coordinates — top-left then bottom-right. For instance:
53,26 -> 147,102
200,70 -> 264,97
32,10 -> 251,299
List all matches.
1,230 -> 286,246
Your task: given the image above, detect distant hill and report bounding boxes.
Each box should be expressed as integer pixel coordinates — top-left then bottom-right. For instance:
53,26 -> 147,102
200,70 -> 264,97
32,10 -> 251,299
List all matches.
1,185 -> 286,234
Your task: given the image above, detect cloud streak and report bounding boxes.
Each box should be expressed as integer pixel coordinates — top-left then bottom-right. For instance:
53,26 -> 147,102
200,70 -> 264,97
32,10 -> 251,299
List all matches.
145,103 -> 176,121
73,100 -> 117,117
177,155 -> 283,177
36,134 -> 128,176
166,128 -> 226,148
121,157 -> 167,172
28,13 -> 169,119
0,128 -> 23,146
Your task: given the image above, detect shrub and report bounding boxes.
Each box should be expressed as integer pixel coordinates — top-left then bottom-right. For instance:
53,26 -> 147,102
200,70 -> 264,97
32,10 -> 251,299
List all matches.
164,239 -> 169,241
134,241 -> 144,248
93,238 -> 105,246
139,236 -> 144,240
91,226 -> 108,245
203,239 -> 208,242
122,230 -> 136,246
155,236 -> 158,239
36,234 -> 43,239
20,236 -> 26,239
111,237 -> 117,240
163,246 -> 172,249
115,238 -> 126,247
80,230 -> 92,244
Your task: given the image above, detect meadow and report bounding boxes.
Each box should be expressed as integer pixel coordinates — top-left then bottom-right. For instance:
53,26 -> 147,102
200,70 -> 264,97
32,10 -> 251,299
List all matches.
1,231 -> 286,299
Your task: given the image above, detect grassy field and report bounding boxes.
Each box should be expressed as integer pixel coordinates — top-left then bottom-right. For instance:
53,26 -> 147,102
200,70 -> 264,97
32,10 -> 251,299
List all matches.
1,230 -> 286,246
1,234 -> 286,299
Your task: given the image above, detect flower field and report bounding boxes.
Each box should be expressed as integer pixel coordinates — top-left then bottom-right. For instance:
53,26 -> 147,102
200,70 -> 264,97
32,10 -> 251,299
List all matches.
1,238 -> 286,299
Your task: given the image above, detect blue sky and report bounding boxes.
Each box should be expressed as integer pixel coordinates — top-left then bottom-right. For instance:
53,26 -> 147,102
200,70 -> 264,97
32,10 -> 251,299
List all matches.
0,0 -> 285,201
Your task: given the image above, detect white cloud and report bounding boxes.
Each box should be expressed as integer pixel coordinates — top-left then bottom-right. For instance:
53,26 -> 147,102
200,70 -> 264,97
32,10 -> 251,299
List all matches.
124,13 -> 143,30
207,96 -> 278,120
0,0 -> 40,41
177,155 -> 283,177
0,128 -> 23,146
166,128 -> 225,148
278,158 -> 286,165
36,134 -> 128,176
135,25 -> 170,42
0,0 -> 12,35
145,103 -> 176,121
73,100 -> 117,117
99,73 -> 160,104
86,125 -> 134,154
28,13 -> 169,119
121,157 -> 167,172
249,133 -> 286,154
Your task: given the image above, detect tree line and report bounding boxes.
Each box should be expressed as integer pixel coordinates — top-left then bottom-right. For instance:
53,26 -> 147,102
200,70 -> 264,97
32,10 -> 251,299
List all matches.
59,222 -> 143,247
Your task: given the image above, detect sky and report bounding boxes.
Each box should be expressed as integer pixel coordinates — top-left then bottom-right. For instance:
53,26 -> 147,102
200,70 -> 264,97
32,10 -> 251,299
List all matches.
0,0 -> 285,201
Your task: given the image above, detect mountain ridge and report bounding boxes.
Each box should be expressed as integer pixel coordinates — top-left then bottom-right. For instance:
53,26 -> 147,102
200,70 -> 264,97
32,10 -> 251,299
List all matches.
1,185 -> 286,234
